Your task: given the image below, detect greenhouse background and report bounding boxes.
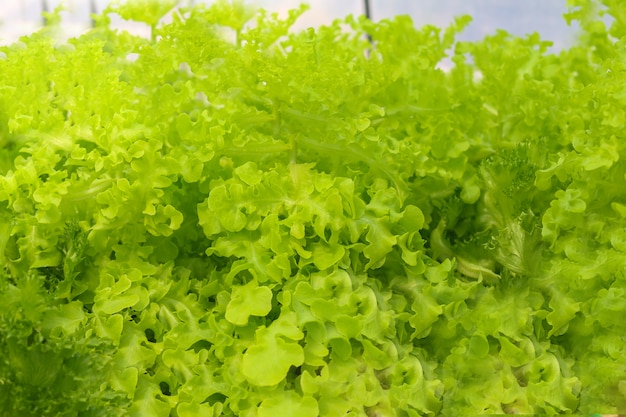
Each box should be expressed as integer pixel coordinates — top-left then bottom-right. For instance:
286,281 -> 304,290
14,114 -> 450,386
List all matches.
0,0 -> 583,49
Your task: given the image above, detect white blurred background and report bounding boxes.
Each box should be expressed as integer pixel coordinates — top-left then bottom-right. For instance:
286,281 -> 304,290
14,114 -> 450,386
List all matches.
0,0 -> 581,49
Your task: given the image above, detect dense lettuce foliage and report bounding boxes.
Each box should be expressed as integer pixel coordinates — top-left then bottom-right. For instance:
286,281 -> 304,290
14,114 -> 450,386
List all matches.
0,0 -> 625,415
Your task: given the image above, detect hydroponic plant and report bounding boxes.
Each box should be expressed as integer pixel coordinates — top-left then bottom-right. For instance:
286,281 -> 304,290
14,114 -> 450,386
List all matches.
0,0 -> 625,415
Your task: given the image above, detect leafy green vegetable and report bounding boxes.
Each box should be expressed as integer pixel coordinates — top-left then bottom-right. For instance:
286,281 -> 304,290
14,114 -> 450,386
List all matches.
0,0 -> 625,415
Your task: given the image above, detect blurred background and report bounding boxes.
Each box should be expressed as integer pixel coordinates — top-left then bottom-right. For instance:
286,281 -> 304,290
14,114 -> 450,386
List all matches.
0,0 -> 581,49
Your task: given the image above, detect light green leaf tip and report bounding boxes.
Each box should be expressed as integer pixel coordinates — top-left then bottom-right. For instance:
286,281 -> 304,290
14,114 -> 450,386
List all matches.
225,281 -> 273,326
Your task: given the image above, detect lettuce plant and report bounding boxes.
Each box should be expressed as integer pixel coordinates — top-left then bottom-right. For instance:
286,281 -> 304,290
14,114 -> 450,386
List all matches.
0,0 -> 625,415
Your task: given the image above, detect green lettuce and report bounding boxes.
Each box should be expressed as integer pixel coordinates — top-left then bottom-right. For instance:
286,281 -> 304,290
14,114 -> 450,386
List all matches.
0,0 -> 625,415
